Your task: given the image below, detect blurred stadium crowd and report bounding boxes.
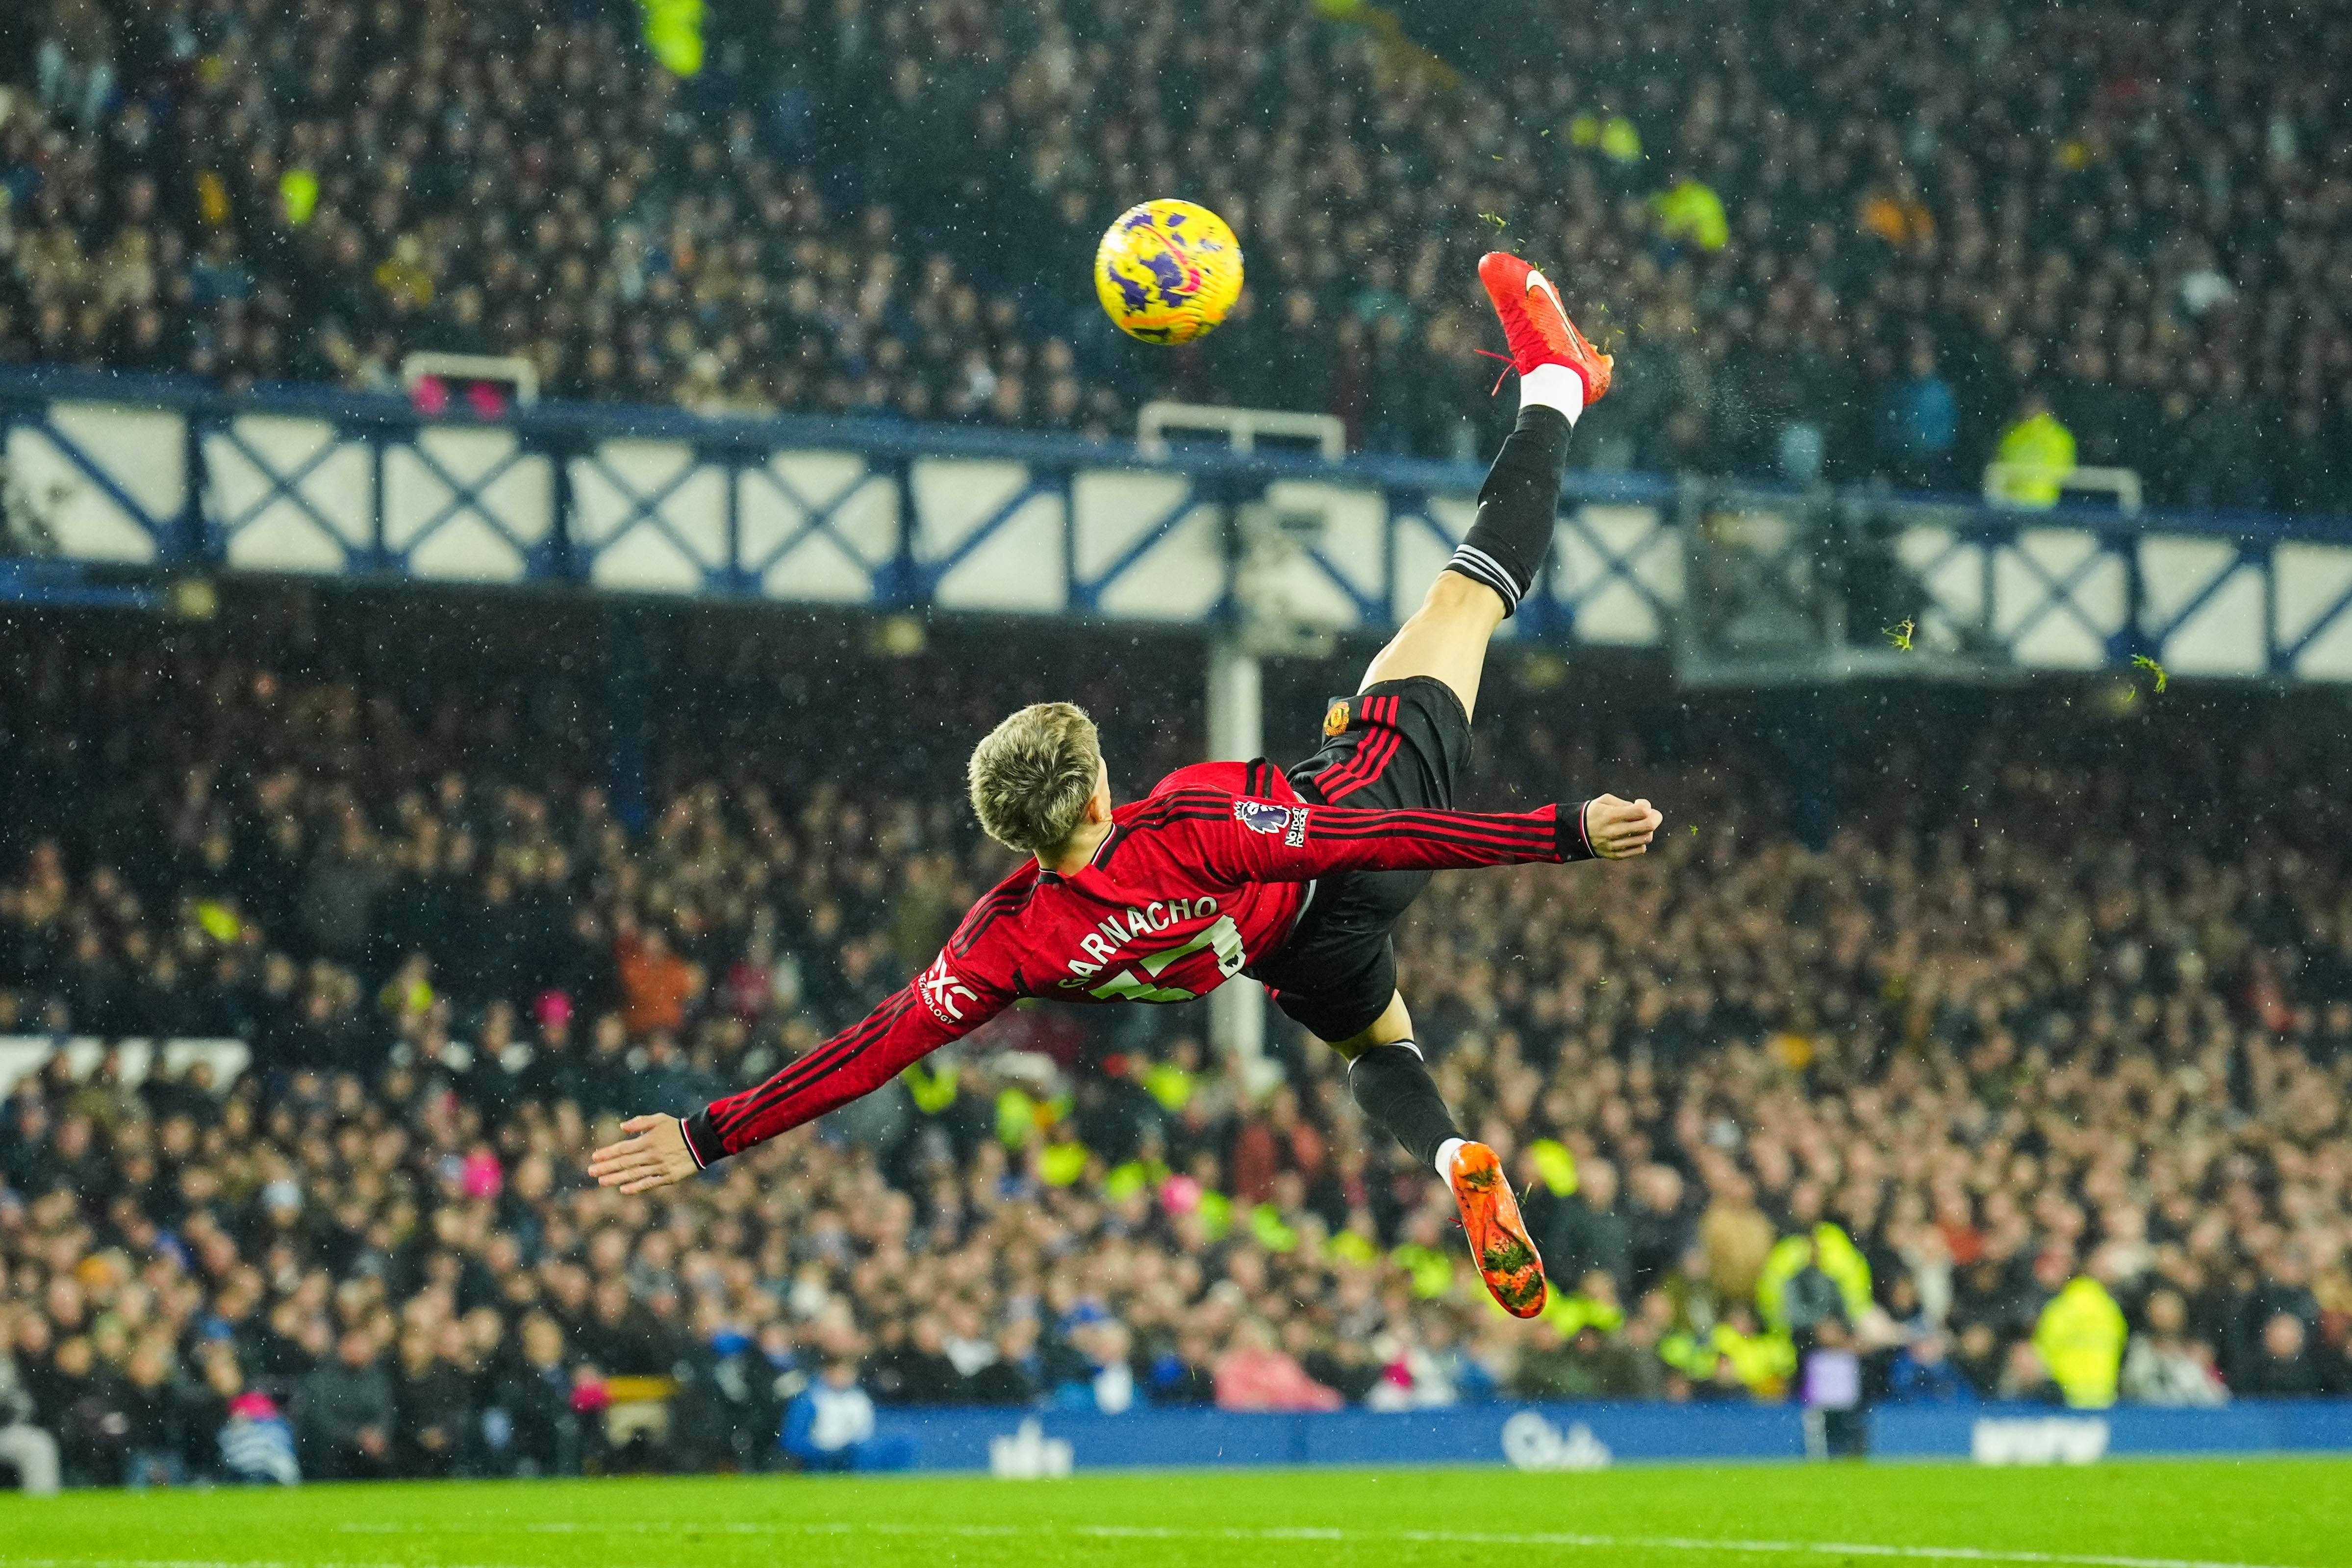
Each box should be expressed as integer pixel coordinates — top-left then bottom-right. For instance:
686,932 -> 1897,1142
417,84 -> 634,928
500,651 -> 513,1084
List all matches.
2,623 -> 2350,1487
2,0 -> 2350,507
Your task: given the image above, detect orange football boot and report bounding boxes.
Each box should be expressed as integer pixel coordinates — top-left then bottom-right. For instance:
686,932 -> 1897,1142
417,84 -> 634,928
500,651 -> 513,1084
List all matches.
1447,1140 -> 1548,1318
1477,251 -> 1614,405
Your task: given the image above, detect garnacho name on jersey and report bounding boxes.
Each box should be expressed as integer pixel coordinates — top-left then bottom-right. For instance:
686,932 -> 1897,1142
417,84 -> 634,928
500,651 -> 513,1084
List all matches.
1055,894 -> 1222,984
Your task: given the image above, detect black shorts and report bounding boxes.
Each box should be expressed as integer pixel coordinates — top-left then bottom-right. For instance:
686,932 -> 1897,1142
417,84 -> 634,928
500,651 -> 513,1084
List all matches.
1246,675 -> 1473,1042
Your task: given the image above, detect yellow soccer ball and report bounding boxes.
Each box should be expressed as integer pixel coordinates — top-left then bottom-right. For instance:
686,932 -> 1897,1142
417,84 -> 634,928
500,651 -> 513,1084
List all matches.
1093,199 -> 1244,345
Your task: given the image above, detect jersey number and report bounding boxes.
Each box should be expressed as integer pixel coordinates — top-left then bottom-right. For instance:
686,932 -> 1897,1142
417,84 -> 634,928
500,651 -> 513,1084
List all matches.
1087,915 -> 1245,1003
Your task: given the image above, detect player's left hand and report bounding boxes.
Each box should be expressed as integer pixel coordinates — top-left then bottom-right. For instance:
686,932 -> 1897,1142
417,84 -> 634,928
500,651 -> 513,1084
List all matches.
1584,794 -> 1662,859
588,1115 -> 698,1193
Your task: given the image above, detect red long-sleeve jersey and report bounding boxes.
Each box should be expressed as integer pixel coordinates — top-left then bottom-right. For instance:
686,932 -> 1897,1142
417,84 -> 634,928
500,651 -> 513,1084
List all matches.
679,760 -> 1597,1165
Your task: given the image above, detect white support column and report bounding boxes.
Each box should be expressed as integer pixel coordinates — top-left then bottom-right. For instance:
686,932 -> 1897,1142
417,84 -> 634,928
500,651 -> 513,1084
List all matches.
1206,633 -> 1263,764
1206,634 -> 1266,1068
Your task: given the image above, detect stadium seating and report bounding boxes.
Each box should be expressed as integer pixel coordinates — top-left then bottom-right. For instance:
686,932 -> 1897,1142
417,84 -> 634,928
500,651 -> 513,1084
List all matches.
2,612 -> 2349,1486
5,0 -> 2352,1493
1,0 -> 2349,507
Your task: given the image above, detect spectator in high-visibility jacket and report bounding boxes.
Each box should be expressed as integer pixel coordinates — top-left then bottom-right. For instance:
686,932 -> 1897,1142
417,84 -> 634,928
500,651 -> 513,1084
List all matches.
1757,1223 -> 1873,1336
1652,176 -> 1729,252
636,0 -> 705,76
1712,1303 -> 1797,1399
2033,1264 -> 2128,1409
1991,394 -> 2078,508
1542,1270 -> 1627,1337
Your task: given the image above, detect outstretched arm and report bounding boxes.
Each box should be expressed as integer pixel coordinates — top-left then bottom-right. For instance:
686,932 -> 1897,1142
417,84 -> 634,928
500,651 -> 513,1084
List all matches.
1166,787 -> 1661,884
588,956 -> 1010,1192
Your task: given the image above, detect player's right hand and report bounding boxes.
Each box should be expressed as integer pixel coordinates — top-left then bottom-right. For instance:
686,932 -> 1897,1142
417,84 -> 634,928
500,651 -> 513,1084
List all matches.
1584,794 -> 1662,859
588,1114 -> 698,1193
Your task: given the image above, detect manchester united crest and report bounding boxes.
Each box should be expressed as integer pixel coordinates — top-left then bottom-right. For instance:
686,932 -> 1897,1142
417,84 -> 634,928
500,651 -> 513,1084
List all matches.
1323,700 -> 1350,738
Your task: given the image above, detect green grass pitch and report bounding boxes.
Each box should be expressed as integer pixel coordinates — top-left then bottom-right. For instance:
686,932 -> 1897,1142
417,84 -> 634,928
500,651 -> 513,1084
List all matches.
3,1461 -> 2346,1568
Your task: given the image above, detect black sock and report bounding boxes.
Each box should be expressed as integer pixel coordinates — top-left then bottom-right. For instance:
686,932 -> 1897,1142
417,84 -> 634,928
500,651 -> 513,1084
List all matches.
1443,405 -> 1574,616
1347,1041 -> 1462,1169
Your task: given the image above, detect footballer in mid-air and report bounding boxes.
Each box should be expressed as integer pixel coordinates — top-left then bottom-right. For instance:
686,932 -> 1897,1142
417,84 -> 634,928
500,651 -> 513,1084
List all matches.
592,204 -> 1659,1318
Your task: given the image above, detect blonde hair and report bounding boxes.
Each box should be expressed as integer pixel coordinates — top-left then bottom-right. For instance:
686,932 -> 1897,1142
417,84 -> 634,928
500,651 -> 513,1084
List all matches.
967,702 -> 1102,855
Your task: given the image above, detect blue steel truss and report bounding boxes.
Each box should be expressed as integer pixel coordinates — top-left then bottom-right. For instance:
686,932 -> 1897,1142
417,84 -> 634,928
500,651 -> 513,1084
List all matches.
1069,472 -> 1205,613
203,417 -> 359,564
735,450 -> 895,596
384,429 -> 554,577
3,366 -> 2352,683
3,399 -> 192,560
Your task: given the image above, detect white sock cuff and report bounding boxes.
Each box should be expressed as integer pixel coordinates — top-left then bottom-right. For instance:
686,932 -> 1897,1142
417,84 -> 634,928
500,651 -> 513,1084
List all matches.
1434,1136 -> 1467,1180
1520,362 -> 1585,425
1445,544 -> 1522,612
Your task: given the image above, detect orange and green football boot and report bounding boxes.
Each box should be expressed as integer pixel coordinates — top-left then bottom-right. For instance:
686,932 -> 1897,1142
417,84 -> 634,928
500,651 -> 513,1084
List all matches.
1447,1140 -> 1548,1317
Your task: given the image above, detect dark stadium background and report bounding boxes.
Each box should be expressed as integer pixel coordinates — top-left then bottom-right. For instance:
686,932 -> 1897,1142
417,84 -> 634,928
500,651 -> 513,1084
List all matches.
1,0 -> 2351,1505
